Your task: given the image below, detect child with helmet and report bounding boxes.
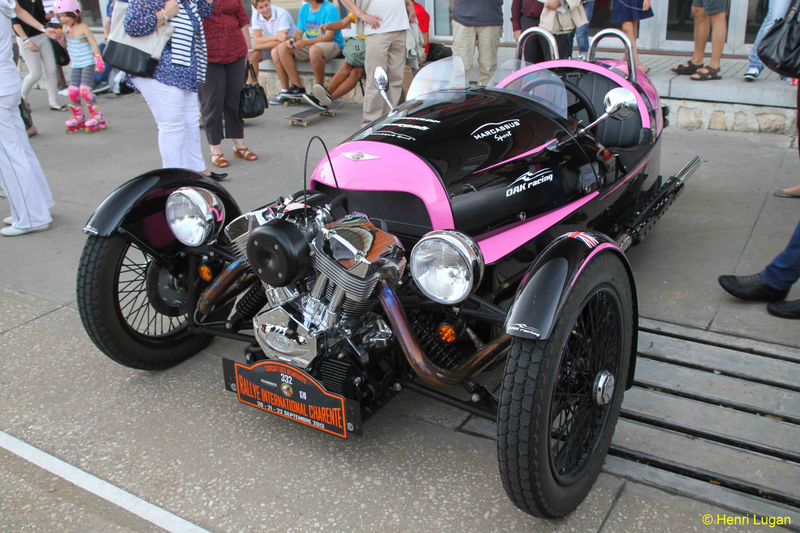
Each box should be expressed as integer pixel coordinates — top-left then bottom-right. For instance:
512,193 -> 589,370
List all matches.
52,0 -> 108,132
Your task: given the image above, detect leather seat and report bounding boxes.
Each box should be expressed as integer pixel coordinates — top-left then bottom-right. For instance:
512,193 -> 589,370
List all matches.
572,71 -> 643,149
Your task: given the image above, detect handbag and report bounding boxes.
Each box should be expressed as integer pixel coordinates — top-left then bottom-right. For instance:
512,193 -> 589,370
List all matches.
103,0 -> 174,77
756,0 -> 800,78
240,61 -> 268,119
51,38 -> 70,66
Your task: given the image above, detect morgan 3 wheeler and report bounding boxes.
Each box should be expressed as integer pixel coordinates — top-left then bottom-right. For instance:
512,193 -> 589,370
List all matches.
77,29 -> 699,518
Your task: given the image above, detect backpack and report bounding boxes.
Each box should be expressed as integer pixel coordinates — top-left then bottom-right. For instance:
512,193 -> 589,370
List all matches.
343,37 -> 366,68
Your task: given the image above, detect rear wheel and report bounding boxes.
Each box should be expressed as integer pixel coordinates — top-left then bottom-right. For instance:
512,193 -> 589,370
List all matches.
77,234 -> 213,370
497,253 -> 633,518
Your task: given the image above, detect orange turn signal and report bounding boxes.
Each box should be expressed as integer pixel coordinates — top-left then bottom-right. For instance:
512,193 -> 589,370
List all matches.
199,265 -> 213,282
438,324 -> 457,344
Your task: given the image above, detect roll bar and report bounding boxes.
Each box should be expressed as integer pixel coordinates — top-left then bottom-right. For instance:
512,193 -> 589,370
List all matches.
587,29 -> 637,84
515,27 -> 560,62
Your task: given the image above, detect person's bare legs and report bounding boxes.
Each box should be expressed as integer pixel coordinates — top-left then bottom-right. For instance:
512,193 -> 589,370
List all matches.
708,12 -> 727,69
271,45 -> 290,90
277,43 -> 303,87
248,50 -> 263,83
691,6 -> 710,66
327,64 -> 352,96
621,21 -> 642,71
309,45 -> 326,86
330,67 -> 363,100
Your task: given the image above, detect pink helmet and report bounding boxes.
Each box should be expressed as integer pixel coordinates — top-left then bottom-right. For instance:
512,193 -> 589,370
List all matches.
53,0 -> 81,13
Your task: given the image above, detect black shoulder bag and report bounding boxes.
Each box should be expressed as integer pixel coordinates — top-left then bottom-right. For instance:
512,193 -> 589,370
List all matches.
240,61 -> 268,119
757,0 -> 800,78
51,38 -> 71,66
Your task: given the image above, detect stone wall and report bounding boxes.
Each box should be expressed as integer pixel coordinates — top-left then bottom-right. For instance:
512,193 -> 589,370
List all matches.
665,98 -> 797,136
258,67 -> 364,104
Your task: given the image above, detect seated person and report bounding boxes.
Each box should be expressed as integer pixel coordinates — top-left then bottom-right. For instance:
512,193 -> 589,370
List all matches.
250,0 -> 296,82
270,0 -> 343,106
310,12 -> 365,109
401,0 -> 429,99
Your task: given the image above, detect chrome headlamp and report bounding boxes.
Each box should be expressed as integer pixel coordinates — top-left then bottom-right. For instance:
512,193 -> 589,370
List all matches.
166,187 -> 225,247
409,230 -> 484,305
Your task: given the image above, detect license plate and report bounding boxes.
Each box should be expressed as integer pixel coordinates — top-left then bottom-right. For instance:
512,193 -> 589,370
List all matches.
222,359 -> 360,438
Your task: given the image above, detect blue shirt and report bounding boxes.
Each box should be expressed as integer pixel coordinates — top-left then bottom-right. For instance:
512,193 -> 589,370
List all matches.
297,1 -> 342,50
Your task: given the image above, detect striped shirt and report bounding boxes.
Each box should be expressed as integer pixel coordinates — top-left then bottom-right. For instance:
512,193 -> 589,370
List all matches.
251,5 -> 295,37
65,34 -> 95,67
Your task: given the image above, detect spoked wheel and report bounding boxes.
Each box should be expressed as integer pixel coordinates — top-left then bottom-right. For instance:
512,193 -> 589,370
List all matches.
498,253 -> 633,518
77,235 -> 213,370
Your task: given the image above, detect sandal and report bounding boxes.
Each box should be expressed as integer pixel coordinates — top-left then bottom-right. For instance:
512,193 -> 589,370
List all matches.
210,152 -> 229,168
690,66 -> 722,81
671,61 -> 704,75
774,189 -> 800,198
233,147 -> 258,161
50,104 -> 68,111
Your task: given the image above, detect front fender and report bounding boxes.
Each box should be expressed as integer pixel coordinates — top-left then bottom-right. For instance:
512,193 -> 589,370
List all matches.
83,168 -> 242,256
504,231 -> 639,389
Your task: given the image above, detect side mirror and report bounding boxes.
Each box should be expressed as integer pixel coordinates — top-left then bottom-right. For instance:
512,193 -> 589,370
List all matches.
373,66 -> 394,112
604,88 -> 638,121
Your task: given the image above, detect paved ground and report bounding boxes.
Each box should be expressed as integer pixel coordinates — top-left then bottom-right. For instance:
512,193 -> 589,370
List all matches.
0,89 -> 797,532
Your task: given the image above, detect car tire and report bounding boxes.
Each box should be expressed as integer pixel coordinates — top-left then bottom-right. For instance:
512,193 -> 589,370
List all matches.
497,252 -> 633,518
77,235 -> 214,370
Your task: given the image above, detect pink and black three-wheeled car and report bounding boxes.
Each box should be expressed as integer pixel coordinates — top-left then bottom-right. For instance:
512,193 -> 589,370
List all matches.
78,28 -> 699,518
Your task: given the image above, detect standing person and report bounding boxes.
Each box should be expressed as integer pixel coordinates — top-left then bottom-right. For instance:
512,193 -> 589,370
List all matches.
125,0 -> 227,180
12,0 -> 66,111
1,0 -> 55,236
743,0 -> 792,81
539,0 -> 588,61
249,0 -> 295,82
340,0 -> 415,124
198,0 -> 257,168
451,0 -> 502,86
512,0 -> 548,63
271,0 -> 342,106
611,0 -> 652,73
670,0 -> 727,81
52,0 -> 109,133
568,0 -> 595,60
401,0 -> 428,97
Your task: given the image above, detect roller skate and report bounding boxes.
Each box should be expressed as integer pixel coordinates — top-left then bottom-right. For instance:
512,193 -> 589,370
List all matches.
84,103 -> 108,133
65,104 -> 85,133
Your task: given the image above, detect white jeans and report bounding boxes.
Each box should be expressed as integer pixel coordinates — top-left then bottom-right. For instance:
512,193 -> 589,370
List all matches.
0,91 -> 54,229
133,77 -> 205,172
17,34 -> 60,107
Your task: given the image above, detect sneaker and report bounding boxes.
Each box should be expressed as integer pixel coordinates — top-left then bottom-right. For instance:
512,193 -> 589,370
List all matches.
743,67 -> 760,81
58,88 -> 69,96
269,91 -> 292,105
575,52 -> 588,61
303,92 -> 328,110
1,223 -> 50,237
92,82 -> 110,94
4,216 -> 12,225
286,84 -> 306,98
312,84 -> 332,106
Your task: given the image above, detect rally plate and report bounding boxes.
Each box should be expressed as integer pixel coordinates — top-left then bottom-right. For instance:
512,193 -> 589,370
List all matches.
222,359 -> 361,438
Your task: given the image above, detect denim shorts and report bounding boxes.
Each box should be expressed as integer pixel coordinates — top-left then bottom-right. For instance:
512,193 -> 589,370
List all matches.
691,0 -> 727,16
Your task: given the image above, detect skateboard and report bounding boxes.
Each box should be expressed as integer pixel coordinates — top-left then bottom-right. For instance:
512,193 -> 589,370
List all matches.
284,100 -> 340,127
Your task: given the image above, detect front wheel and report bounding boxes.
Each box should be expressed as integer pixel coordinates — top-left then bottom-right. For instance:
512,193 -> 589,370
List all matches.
497,253 -> 633,518
77,234 -> 213,370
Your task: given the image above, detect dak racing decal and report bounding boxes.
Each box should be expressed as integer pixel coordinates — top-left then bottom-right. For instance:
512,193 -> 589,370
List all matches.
506,168 -> 554,197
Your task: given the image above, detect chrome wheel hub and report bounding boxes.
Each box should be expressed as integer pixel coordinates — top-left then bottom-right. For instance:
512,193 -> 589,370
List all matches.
593,370 -> 615,406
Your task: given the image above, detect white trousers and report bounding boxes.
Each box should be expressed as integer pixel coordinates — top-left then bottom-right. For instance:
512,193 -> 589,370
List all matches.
133,77 -> 205,172
17,34 -> 60,107
0,91 -> 54,230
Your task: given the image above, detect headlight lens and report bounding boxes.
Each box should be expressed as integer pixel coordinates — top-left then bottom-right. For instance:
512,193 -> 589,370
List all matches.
410,231 -> 484,305
166,187 -> 224,247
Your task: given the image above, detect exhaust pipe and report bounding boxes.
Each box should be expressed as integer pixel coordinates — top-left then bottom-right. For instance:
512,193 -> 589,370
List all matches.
378,280 -> 512,388
675,156 -> 701,184
197,258 -> 249,315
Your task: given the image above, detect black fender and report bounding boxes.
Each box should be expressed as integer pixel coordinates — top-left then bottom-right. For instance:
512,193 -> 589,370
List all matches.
504,231 -> 639,389
83,168 -> 243,257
